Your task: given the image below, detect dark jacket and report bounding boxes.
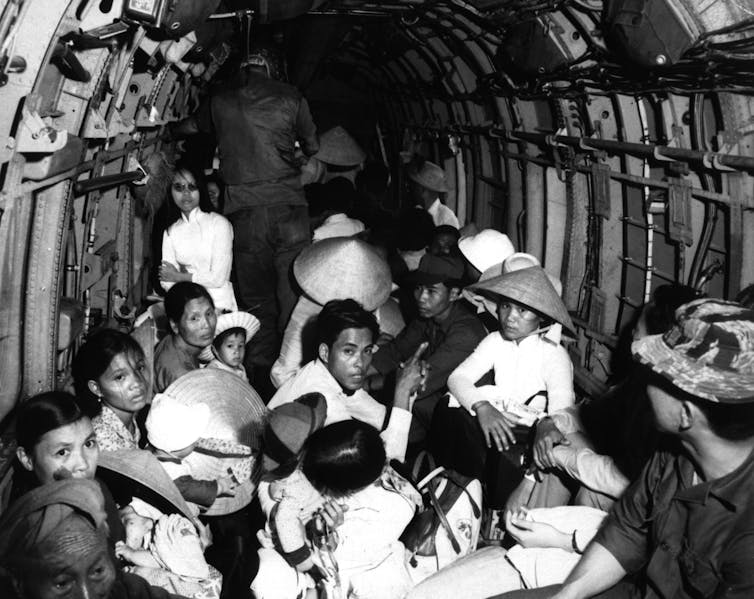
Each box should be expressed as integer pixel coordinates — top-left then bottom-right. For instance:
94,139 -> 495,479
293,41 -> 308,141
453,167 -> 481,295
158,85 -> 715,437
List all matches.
371,301 -> 487,401
200,71 -> 318,211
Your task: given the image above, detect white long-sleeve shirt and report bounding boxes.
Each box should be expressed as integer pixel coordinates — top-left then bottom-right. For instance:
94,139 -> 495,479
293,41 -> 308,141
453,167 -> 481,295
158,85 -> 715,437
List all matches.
161,208 -> 237,312
268,359 -> 412,461
547,408 -> 630,498
270,296 -> 406,389
447,332 -> 574,417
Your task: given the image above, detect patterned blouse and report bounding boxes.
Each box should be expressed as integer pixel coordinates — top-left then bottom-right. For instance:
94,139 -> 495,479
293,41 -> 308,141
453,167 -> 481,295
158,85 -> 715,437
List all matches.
92,404 -> 141,451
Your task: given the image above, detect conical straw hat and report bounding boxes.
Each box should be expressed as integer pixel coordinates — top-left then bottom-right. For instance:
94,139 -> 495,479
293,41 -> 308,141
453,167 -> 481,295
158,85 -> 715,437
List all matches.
465,266 -> 575,337
97,449 -> 195,521
314,126 -> 366,166
293,237 -> 392,311
164,369 -> 268,515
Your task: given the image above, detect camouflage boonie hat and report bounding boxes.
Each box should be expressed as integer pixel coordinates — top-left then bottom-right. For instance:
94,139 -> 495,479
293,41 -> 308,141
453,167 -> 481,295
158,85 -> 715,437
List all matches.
632,298 -> 754,403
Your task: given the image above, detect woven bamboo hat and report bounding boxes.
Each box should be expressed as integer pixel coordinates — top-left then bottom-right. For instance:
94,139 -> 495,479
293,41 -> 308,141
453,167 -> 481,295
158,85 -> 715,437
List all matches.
97,449 -> 195,521
164,369 -> 268,515
293,237 -> 392,311
199,311 -> 261,362
465,266 -> 575,337
314,126 -> 366,167
409,161 -> 448,193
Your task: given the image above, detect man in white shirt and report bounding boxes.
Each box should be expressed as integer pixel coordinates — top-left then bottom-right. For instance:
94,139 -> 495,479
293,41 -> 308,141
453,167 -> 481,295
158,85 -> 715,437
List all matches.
269,299 -> 427,461
410,160 -> 460,229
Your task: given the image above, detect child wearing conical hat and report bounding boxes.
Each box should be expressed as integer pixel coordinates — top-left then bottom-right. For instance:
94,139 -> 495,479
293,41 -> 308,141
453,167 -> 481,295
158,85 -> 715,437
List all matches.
146,393 -> 238,514
200,311 -> 260,383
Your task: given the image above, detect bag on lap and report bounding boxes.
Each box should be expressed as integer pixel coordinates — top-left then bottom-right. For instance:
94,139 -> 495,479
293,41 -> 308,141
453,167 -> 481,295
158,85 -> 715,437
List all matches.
399,465 -> 482,584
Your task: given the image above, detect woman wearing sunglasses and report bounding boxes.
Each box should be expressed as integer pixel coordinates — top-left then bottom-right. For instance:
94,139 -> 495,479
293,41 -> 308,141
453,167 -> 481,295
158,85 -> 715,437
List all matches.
159,161 -> 238,312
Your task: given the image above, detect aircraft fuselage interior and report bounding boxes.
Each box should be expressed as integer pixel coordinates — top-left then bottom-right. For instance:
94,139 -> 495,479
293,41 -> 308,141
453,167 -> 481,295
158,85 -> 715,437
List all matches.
1,0 -> 753,522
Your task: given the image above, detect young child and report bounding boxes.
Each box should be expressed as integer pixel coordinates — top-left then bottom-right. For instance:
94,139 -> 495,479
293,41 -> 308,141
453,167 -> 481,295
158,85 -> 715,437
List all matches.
145,393 -> 238,513
115,497 -> 222,599
429,224 -> 460,257
253,404 -> 422,599
200,311 -> 260,382
254,392 -> 330,599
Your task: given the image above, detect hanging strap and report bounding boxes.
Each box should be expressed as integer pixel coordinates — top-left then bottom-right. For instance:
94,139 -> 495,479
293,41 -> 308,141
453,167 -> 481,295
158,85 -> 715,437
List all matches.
426,479 -> 463,554
416,467 -> 481,553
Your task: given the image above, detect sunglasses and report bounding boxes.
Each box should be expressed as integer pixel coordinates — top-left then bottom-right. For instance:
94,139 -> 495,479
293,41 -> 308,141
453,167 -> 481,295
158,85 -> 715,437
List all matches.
172,182 -> 198,193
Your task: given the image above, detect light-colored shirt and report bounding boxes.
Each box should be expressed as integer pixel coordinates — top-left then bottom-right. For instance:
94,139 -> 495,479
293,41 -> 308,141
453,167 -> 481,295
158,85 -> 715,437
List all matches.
92,405 -> 140,451
447,332 -> 574,416
161,208 -> 237,312
427,198 -> 460,229
268,359 -> 412,461
270,296 -> 405,389
205,358 -> 249,383
548,407 -> 630,499
312,213 -> 365,242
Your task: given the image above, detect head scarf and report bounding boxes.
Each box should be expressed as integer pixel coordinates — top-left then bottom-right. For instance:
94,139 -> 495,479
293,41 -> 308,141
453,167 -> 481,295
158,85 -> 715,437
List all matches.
0,479 -> 106,565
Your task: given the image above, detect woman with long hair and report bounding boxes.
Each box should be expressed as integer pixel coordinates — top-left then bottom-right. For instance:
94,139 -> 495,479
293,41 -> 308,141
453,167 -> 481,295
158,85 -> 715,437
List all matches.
159,161 -> 237,312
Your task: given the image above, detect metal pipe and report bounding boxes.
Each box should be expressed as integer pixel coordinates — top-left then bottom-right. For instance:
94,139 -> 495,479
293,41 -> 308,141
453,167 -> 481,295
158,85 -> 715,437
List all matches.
510,130 -> 754,172
73,171 -> 144,196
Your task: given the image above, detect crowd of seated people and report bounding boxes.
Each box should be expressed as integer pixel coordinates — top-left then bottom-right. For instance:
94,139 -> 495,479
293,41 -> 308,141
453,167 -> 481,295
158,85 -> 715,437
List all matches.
5,121 -> 754,599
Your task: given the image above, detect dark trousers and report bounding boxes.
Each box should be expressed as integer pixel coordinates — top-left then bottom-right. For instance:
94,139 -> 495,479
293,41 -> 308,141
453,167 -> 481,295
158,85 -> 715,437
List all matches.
430,397 -> 527,509
227,200 -> 310,369
202,498 -> 266,599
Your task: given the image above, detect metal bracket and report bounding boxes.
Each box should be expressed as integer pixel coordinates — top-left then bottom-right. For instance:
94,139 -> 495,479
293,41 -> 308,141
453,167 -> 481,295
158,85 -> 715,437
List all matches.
702,142 -> 738,172
110,110 -> 135,136
587,286 -> 607,339
82,107 -> 108,139
591,162 -> 611,219
126,155 -> 149,185
16,107 -> 68,153
0,136 -> 15,163
81,239 -> 118,290
136,104 -> 165,128
79,0 -> 125,32
667,177 -> 693,247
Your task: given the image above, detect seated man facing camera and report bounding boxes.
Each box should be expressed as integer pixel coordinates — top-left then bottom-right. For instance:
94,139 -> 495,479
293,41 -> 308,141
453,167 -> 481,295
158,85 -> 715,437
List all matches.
268,299 -> 427,462
367,254 -> 486,446
495,298 -> 754,599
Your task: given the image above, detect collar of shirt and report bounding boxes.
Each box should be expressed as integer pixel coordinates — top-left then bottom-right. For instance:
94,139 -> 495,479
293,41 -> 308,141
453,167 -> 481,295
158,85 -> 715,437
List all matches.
179,207 -> 205,224
426,198 -> 442,214
436,301 -> 472,333
673,446 -> 754,511
309,358 -> 361,397
496,330 -> 547,349
97,404 -> 140,444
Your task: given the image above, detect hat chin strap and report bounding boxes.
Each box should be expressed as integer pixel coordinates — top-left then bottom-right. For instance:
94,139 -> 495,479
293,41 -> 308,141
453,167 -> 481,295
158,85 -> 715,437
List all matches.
504,323 -> 553,341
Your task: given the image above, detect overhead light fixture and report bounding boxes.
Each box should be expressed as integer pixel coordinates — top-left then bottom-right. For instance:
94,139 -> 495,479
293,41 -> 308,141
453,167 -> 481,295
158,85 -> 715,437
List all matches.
124,0 -> 167,27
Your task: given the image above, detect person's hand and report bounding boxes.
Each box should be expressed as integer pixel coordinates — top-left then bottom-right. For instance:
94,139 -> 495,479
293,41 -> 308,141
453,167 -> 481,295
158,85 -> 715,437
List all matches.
317,500 -> 348,530
505,508 -> 571,550
159,261 -> 184,283
115,541 -> 135,562
394,341 -> 429,411
216,476 -> 237,497
533,417 -> 570,470
475,401 -> 518,451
